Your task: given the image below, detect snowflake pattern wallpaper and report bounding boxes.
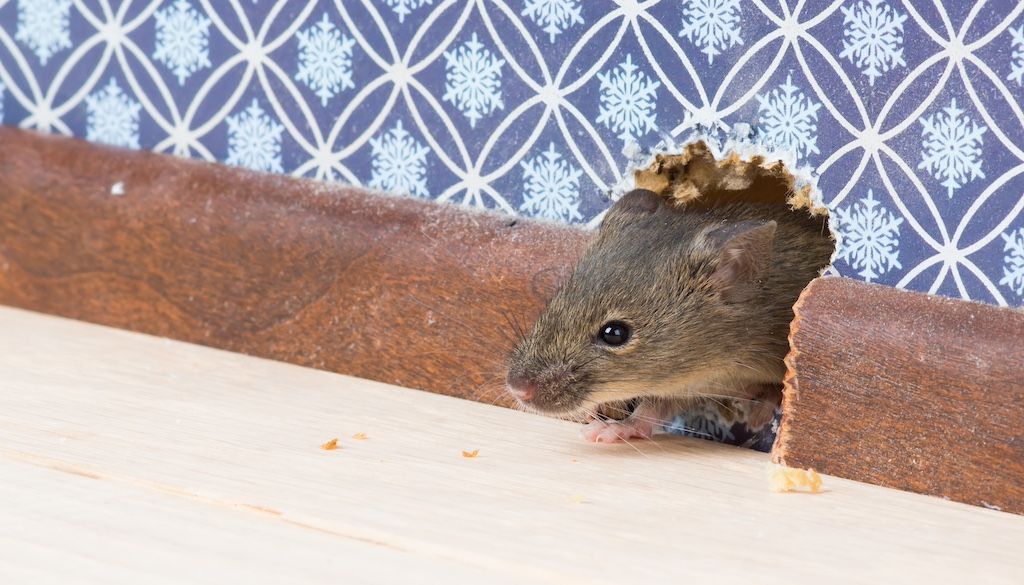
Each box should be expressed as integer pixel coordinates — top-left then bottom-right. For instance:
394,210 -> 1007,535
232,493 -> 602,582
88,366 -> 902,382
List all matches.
1,0 -> 1023,306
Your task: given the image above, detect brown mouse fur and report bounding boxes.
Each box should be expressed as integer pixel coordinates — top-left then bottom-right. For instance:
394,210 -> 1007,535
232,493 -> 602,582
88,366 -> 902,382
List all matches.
506,189 -> 833,433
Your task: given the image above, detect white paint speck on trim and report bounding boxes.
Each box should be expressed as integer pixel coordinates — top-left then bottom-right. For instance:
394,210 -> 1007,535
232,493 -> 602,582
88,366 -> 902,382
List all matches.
110,182 -> 125,196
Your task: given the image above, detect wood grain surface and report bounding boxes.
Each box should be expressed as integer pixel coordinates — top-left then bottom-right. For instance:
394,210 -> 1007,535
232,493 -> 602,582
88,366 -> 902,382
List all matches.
0,126 -> 588,405
2,306 -> 1022,584
773,277 -> 1024,514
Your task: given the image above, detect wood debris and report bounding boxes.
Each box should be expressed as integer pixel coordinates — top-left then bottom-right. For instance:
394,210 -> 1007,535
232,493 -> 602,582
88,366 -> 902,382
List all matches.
770,466 -> 823,493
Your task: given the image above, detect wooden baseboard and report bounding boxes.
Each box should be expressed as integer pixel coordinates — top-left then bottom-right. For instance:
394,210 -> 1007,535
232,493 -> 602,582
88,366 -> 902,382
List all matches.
0,127 -> 588,404
774,277 -> 1024,514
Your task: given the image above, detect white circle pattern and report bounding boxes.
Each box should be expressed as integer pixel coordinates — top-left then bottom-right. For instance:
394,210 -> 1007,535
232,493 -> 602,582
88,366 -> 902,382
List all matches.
0,0 -> 1022,305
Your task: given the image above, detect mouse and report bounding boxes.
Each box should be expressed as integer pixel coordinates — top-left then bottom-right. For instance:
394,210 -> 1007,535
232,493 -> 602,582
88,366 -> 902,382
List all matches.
505,188 -> 833,442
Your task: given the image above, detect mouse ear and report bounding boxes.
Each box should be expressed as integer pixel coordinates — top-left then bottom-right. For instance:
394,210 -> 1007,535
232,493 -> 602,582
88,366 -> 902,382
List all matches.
601,190 -> 663,230
706,220 -> 777,304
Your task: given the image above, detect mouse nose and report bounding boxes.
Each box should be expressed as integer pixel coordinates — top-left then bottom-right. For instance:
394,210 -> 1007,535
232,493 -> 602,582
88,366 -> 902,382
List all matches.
506,375 -> 537,402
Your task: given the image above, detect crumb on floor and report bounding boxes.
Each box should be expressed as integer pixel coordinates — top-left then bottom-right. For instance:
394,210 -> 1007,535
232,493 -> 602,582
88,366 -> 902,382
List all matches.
461,449 -> 479,458
770,466 -> 822,493
321,438 -> 339,450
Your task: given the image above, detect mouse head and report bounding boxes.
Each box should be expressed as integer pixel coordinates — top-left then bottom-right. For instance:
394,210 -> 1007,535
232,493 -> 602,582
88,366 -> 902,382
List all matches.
506,189 -> 777,416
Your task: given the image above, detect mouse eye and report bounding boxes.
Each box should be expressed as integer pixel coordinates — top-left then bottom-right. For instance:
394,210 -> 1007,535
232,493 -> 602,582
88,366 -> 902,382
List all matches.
597,321 -> 630,346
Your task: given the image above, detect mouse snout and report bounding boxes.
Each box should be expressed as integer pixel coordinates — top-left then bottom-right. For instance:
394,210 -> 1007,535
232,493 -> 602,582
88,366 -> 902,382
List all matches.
505,375 -> 537,401
505,365 -> 574,409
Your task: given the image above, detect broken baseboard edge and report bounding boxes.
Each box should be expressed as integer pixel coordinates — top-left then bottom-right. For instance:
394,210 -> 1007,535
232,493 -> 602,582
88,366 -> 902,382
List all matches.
772,277 -> 1024,515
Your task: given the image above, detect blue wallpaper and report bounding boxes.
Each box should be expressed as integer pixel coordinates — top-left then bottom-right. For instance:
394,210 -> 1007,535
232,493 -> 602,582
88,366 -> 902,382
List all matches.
1,0 -> 1023,306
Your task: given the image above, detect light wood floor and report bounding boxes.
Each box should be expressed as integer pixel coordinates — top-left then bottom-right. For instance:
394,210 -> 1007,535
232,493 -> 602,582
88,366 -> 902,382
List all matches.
1,306 -> 1021,584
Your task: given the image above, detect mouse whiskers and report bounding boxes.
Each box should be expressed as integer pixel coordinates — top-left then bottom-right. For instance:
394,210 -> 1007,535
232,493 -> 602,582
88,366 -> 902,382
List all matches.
501,310 -> 530,347
598,402 -> 714,441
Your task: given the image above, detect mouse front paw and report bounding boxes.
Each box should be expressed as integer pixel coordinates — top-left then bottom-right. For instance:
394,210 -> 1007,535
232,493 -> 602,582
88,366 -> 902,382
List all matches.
580,418 -> 655,443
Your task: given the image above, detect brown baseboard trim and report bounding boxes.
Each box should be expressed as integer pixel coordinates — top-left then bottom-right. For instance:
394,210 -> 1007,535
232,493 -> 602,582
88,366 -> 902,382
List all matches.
0,127 -> 588,405
774,277 -> 1024,514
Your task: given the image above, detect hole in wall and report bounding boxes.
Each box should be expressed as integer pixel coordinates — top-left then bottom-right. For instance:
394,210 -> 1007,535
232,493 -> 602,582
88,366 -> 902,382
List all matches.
630,139 -> 835,272
627,140 -> 836,449
633,140 -> 828,217
630,139 -> 834,269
